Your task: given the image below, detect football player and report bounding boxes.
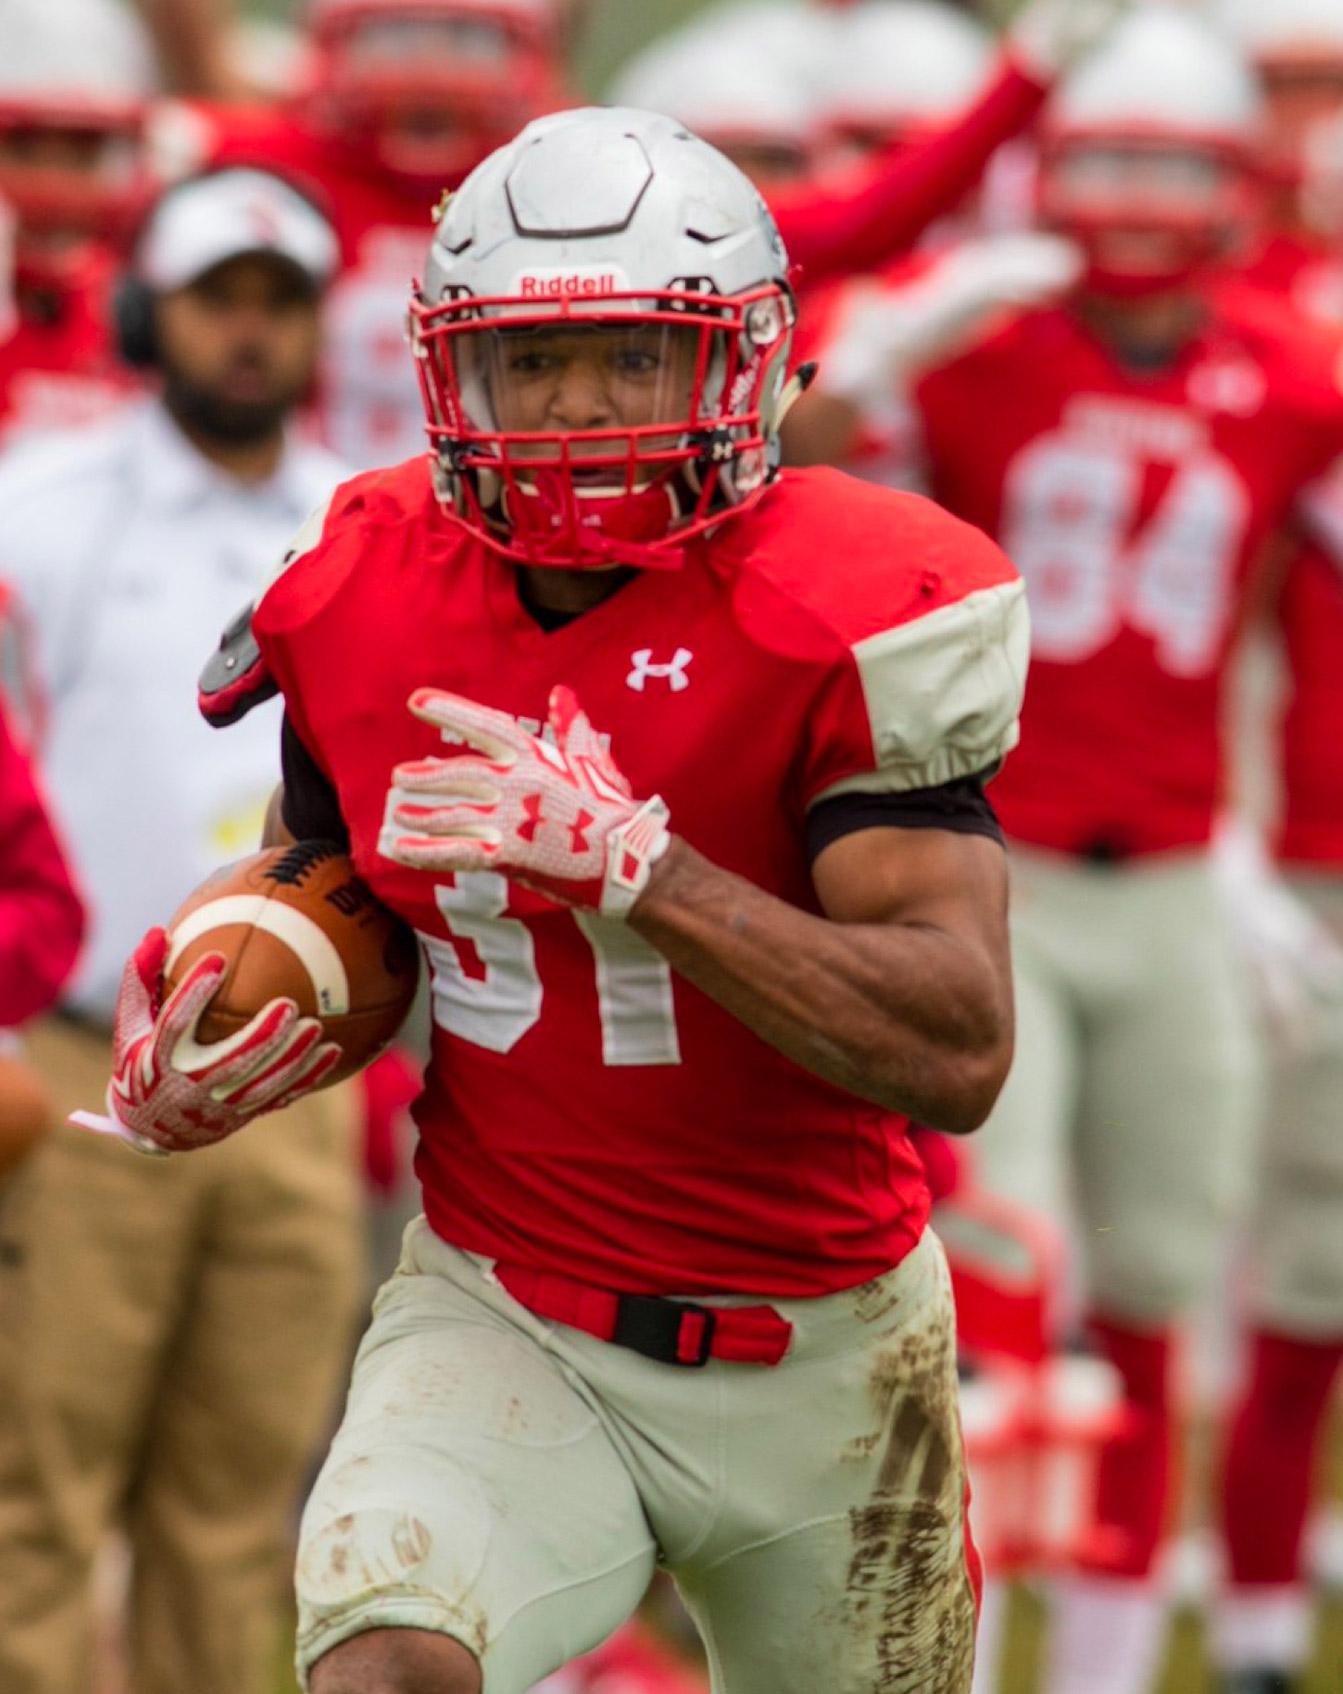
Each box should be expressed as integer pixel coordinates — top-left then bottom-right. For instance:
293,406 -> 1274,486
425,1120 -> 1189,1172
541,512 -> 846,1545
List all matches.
0,0 -> 153,446
904,11 -> 1343,1693
610,0 -> 1137,296
168,0 -> 573,468
1209,7 -> 1343,1691
90,107 -> 1031,1694
780,0 -> 1083,487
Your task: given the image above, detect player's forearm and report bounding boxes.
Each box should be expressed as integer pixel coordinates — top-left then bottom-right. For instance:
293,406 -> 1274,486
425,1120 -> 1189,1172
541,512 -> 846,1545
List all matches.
772,63 -> 1045,287
630,838 -> 1012,1134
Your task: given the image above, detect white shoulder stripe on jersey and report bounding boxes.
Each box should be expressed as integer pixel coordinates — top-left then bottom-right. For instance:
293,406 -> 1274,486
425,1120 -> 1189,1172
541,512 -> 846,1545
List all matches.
814,577 -> 1031,803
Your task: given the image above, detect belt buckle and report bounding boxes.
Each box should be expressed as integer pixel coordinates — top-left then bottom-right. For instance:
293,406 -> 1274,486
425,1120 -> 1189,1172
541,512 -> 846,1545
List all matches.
612,1293 -> 717,1367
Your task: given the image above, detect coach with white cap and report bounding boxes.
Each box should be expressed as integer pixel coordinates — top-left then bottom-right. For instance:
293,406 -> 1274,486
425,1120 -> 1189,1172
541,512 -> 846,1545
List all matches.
0,167 -> 366,1694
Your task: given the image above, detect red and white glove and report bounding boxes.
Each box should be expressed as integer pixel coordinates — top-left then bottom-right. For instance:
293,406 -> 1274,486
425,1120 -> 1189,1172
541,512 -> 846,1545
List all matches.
69,928 -> 341,1154
380,684 -> 672,917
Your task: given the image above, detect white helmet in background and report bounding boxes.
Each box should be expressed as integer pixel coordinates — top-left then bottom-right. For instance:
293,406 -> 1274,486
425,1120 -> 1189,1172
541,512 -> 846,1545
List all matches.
1218,0 -> 1343,229
1218,0 -> 1343,74
1040,6 -> 1264,296
0,0 -> 157,262
607,12 -> 820,186
817,0 -> 994,152
412,107 -> 797,571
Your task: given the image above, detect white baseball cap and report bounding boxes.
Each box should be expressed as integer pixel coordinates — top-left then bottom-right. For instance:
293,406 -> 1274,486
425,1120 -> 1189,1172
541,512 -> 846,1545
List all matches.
137,167 -> 340,294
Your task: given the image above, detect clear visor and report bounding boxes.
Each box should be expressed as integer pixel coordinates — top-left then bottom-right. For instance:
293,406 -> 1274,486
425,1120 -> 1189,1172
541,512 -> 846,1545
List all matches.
1048,144 -> 1235,213
453,320 -> 715,486
343,12 -> 513,71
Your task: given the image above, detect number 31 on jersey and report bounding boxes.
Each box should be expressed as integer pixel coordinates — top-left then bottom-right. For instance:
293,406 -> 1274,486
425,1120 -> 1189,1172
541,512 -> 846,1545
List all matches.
420,871 -> 682,1067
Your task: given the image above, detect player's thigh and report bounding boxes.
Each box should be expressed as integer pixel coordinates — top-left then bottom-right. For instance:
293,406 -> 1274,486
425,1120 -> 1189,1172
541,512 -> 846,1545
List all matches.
296,1224 -> 657,1694
971,917 -> 1077,1222
677,1235 -> 977,1694
1076,871 -> 1263,1322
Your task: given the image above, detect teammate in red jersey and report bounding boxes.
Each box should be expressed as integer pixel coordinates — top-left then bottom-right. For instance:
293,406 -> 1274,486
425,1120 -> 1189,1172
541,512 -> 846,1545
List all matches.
907,13 -> 1343,1694
87,108 -> 1029,1692
1207,9 -> 1343,1691
166,0 -> 572,467
778,0 -> 1084,487
0,0 -> 153,446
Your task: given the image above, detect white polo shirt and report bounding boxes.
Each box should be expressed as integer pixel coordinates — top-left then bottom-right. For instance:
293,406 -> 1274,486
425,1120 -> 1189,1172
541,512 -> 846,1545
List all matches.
0,399 -> 348,1021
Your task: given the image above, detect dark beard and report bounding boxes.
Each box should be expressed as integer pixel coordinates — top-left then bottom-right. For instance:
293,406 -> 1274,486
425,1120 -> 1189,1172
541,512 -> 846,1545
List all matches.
161,369 -> 300,447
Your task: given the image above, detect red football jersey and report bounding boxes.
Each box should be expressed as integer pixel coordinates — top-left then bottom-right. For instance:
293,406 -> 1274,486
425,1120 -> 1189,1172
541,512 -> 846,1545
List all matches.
0,691 -> 84,1026
913,303 -> 1343,857
187,102 -> 438,467
1234,235 -> 1343,866
252,463 -> 1026,1297
0,252 -> 138,447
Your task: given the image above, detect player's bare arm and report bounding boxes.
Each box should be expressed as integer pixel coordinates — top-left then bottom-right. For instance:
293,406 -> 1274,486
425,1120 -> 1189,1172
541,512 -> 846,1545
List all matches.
629,825 -> 1013,1135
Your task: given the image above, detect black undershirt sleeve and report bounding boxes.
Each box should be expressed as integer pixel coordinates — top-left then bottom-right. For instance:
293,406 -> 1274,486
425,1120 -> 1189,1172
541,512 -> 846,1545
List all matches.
280,710 -> 1000,866
806,773 -> 1004,865
279,714 -> 351,849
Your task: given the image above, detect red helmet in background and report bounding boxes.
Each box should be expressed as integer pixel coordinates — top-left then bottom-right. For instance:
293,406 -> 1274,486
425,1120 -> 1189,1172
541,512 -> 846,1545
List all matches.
0,0 -> 155,286
1039,7 -> 1265,299
301,0 -> 568,193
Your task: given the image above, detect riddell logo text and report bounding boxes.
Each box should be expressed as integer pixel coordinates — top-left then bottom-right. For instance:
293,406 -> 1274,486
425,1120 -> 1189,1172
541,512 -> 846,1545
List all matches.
515,272 -> 623,299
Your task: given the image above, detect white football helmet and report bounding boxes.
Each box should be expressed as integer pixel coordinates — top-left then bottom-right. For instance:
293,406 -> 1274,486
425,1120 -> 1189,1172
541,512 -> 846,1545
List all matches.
412,106 -> 796,571
1218,0 -> 1343,72
1218,0 -> 1343,225
1040,7 -> 1264,294
0,0 -> 156,261
817,0 -> 994,152
608,4 -> 825,186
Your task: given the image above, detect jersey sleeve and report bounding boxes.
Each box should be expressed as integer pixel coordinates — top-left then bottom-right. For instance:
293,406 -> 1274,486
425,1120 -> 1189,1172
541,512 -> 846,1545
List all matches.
797,511 -> 1030,806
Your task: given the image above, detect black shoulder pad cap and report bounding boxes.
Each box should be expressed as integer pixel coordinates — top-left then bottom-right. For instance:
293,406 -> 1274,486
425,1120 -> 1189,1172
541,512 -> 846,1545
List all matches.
198,601 -> 279,728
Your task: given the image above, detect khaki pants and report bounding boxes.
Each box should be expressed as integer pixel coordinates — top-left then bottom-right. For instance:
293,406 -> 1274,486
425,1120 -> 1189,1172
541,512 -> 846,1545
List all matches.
0,1017 -> 367,1694
975,848 -> 1264,1324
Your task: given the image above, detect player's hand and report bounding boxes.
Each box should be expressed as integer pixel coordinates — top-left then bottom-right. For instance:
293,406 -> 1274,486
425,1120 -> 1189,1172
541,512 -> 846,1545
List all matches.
1008,0 -> 1133,78
821,234 -> 1083,405
1212,819 -> 1343,1056
381,685 -> 672,917
69,928 -> 341,1154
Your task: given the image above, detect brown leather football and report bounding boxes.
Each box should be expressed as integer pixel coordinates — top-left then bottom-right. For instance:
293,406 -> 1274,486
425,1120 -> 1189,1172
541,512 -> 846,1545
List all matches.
163,842 -> 420,1086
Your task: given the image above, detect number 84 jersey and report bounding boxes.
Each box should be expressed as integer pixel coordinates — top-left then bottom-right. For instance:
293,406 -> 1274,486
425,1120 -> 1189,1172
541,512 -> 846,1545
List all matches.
913,298 -> 1343,858
250,459 -> 1027,1298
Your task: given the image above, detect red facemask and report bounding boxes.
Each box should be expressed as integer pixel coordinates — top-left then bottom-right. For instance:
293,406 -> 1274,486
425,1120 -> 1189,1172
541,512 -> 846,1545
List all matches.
410,284 -> 794,571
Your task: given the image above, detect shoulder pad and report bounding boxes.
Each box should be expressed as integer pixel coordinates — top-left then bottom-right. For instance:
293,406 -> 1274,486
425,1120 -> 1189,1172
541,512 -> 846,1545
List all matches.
198,600 -> 277,728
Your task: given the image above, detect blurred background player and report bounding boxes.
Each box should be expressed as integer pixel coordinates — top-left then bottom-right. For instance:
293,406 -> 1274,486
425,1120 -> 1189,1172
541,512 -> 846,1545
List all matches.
168,0 -> 575,467
777,0 -> 1082,486
0,167 -> 365,1694
0,0 -> 157,449
611,0 -> 1134,309
0,686 -> 84,1184
1211,5 -> 1343,1691
901,10 -> 1343,1692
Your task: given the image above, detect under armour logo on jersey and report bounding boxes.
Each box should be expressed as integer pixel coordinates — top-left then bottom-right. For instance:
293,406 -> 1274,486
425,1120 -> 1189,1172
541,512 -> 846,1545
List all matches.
627,648 -> 693,693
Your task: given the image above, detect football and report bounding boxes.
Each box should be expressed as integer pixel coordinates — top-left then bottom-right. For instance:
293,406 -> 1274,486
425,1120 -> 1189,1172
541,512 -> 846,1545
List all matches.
163,841 -> 420,1086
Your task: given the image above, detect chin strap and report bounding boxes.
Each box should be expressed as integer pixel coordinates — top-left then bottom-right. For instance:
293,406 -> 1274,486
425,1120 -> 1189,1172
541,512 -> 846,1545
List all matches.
774,361 -> 819,431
